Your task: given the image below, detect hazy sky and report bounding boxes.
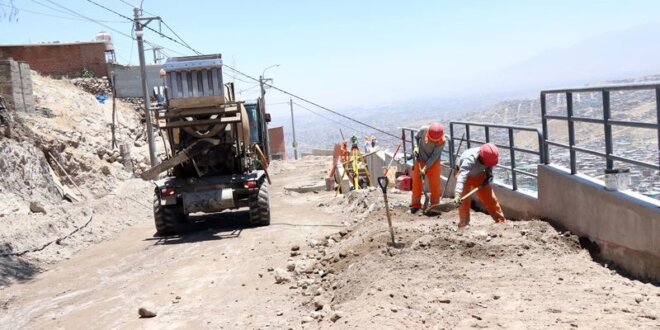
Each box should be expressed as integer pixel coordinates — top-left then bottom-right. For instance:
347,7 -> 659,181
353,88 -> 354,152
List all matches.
2,0 -> 660,110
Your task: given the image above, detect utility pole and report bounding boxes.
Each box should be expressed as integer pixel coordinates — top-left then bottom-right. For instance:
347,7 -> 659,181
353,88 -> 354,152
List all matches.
289,98 -> 298,160
134,7 -> 158,166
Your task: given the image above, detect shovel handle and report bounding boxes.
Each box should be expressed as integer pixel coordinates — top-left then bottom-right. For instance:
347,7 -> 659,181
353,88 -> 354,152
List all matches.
377,176 -> 388,193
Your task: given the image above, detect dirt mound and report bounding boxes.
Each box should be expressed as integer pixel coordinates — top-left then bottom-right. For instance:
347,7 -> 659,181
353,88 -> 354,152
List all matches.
279,202 -> 659,328
0,72 -> 155,284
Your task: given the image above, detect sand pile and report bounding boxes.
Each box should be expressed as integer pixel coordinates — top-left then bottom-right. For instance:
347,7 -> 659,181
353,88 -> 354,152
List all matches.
276,197 -> 660,328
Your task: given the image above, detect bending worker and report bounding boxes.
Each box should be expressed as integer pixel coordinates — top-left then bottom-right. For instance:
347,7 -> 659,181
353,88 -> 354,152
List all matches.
410,122 -> 446,214
453,143 -> 506,228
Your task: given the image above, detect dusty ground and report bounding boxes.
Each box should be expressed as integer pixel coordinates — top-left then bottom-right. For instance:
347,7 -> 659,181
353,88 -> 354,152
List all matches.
1,155 -> 658,329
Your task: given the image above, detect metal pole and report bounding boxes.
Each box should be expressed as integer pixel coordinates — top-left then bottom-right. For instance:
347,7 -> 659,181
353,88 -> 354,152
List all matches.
134,8 -> 157,166
289,98 -> 298,160
603,90 -> 613,170
540,92 -> 549,164
509,128 -> 517,190
656,88 -> 660,170
566,92 -> 576,174
259,75 -> 271,161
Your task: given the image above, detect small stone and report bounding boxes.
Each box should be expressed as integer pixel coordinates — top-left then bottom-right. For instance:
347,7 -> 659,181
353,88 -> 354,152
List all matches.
276,311 -> 284,316
101,165 -> 111,175
291,251 -> 300,257
339,230 -> 348,237
291,245 -> 300,251
274,268 -> 292,284
330,312 -> 343,322
391,307 -> 398,313
138,307 -> 157,318
175,296 -> 181,300
267,267 -> 274,272
301,316 -> 314,324
29,202 -> 47,214
493,295 -> 501,300
635,297 -> 643,304
338,252 -> 347,258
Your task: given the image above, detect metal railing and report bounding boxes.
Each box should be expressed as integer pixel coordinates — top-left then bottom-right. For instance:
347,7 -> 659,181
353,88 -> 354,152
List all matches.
540,83 -> 660,174
449,121 -> 545,191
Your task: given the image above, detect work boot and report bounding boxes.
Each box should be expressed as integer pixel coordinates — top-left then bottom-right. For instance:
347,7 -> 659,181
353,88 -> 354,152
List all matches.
409,207 -> 420,215
457,215 -> 470,229
494,217 -> 506,223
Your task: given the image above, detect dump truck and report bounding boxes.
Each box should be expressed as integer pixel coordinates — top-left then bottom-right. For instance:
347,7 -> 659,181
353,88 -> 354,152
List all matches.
141,54 -> 272,235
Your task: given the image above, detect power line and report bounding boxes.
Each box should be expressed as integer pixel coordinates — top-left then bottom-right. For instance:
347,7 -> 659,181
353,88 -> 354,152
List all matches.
293,101 -> 366,136
87,1 -> 400,141
0,3 -> 126,22
36,0 -> 134,40
222,65 -> 400,140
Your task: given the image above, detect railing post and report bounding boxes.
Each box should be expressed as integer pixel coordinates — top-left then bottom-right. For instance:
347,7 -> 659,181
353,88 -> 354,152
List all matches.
401,129 -> 407,164
566,92 -> 577,174
509,128 -> 517,190
465,124 -> 471,149
537,129 -> 544,164
602,90 -> 613,170
485,126 -> 490,143
540,93 -> 549,164
656,88 -> 660,170
449,123 -> 455,167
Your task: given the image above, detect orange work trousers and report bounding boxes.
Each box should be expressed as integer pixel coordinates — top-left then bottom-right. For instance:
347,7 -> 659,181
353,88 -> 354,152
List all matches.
410,160 -> 441,208
457,172 -> 505,222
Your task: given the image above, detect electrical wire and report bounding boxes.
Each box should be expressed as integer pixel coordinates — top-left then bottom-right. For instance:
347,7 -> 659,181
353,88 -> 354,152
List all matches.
80,1 -> 402,141
0,2 -> 126,22
36,0 -> 134,40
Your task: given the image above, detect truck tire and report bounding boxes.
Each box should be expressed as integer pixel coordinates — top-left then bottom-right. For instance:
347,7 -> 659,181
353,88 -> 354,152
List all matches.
249,182 -> 271,226
153,195 -> 186,236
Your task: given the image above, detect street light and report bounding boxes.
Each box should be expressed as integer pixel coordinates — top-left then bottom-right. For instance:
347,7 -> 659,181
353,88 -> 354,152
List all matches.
259,64 -> 280,161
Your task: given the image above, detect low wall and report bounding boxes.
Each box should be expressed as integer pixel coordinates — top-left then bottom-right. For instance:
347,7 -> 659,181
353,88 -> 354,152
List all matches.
109,64 -> 163,98
538,165 -> 660,281
0,59 -> 33,112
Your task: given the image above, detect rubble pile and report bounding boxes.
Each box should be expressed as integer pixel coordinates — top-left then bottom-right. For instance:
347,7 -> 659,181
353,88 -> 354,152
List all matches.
70,77 -> 112,96
0,71 -> 155,269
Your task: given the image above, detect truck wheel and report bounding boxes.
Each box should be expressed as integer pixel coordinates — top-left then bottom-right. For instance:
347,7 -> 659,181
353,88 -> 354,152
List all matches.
249,182 -> 271,226
153,195 -> 186,235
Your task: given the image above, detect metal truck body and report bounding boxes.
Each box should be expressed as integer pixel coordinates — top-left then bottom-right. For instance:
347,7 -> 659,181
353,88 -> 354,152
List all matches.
144,54 -> 271,235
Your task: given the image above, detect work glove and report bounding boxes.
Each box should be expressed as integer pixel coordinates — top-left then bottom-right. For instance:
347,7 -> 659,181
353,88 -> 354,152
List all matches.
413,147 -> 419,160
419,165 -> 427,179
481,173 -> 493,187
453,196 -> 463,205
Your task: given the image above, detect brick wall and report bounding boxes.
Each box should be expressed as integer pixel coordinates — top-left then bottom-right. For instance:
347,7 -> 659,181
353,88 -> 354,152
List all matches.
0,59 -> 34,112
0,42 -> 107,78
268,126 -> 286,160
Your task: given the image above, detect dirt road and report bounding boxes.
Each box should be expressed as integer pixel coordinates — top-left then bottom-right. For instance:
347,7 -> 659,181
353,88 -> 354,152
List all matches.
1,156 -> 658,329
0,157 -> 345,329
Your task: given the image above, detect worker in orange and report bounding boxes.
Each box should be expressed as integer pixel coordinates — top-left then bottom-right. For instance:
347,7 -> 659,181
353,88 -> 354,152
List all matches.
453,143 -> 506,229
410,122 -> 446,214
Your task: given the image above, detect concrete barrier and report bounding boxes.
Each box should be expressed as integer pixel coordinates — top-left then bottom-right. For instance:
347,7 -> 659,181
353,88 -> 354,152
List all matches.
538,164 -> 660,281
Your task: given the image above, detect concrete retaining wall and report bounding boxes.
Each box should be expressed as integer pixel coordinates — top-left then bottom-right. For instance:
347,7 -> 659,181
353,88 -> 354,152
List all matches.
109,64 -> 163,98
0,59 -> 34,112
538,164 -> 660,281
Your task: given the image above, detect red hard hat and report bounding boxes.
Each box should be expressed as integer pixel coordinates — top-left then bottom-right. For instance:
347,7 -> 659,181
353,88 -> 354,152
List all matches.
479,143 -> 499,167
426,122 -> 444,143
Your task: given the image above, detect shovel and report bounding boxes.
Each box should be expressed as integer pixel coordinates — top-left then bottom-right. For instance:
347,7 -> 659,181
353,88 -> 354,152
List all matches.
425,179 -> 487,215
377,176 -> 397,246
